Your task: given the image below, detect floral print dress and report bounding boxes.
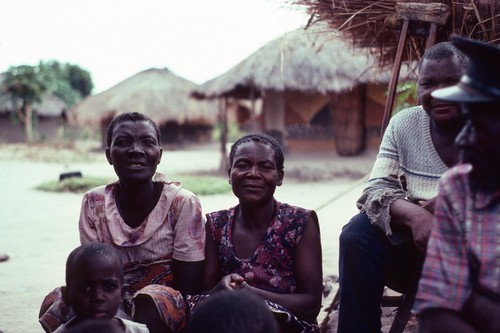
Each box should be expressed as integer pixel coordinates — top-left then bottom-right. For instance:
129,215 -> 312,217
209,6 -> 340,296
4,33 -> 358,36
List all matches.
206,200 -> 320,333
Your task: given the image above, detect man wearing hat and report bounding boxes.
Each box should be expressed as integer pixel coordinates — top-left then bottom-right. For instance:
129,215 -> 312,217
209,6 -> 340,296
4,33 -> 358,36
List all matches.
414,36 -> 500,333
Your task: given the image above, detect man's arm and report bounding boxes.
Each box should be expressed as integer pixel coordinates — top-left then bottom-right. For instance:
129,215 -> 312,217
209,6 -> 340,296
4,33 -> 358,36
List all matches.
419,291 -> 500,333
419,309 -> 479,333
462,290 -> 500,333
390,199 -> 433,253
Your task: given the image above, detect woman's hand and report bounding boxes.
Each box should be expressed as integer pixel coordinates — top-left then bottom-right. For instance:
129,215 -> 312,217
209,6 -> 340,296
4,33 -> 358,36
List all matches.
210,273 -> 246,293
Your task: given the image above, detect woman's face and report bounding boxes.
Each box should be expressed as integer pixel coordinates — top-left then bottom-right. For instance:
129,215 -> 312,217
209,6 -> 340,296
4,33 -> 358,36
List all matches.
105,120 -> 162,183
229,141 -> 283,205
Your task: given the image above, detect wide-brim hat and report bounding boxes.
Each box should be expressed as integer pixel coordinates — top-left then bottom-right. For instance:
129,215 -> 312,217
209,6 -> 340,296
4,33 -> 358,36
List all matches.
432,36 -> 500,103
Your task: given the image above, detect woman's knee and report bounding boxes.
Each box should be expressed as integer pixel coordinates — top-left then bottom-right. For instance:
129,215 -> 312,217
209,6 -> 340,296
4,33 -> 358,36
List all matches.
133,295 -> 172,333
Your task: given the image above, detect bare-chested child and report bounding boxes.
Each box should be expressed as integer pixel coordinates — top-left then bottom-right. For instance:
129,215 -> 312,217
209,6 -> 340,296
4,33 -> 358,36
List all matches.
54,243 -> 149,333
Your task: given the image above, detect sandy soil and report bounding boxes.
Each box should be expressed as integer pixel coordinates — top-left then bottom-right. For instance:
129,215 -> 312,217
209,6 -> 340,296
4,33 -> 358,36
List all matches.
0,142 -> 415,333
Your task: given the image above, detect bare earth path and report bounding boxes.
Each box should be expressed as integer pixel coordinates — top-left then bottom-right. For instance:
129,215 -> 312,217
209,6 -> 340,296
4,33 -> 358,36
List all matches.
0,142 -> 414,333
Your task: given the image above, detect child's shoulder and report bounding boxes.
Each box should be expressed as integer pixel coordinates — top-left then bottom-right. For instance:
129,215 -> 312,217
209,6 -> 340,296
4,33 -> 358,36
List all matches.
116,317 -> 150,333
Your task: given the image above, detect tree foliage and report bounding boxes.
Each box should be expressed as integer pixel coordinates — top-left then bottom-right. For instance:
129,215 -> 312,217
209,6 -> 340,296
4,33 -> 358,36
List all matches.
38,60 -> 94,106
1,60 -> 94,142
395,81 -> 418,114
3,65 -> 54,104
2,65 -> 57,142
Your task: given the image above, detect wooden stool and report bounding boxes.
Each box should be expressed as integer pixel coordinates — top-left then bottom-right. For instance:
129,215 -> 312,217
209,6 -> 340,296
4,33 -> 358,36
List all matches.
323,270 -> 420,333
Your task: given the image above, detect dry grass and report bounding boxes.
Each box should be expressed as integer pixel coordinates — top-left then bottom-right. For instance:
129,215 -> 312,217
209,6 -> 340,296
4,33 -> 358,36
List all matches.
294,0 -> 500,66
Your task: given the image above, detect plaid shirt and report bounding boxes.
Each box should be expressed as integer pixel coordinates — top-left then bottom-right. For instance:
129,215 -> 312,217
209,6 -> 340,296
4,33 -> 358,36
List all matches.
414,164 -> 500,314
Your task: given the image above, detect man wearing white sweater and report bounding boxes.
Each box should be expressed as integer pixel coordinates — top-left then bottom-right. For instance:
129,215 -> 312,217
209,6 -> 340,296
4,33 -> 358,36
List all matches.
337,42 -> 470,333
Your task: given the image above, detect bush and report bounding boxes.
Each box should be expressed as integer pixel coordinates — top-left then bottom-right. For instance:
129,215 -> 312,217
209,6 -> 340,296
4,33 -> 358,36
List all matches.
35,176 -> 112,193
177,175 -> 230,196
35,174 -> 230,196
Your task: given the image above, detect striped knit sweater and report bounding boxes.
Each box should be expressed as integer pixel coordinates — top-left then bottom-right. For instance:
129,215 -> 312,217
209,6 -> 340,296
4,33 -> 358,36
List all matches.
356,106 -> 449,243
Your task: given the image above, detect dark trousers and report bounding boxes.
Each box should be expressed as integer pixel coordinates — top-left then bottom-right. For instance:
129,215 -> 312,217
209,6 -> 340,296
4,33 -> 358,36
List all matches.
337,212 -> 422,333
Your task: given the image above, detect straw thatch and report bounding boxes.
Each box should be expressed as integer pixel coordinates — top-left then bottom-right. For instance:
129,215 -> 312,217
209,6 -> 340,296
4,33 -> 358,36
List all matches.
294,0 -> 500,65
193,22 -> 405,100
0,93 -> 67,117
71,68 -> 217,127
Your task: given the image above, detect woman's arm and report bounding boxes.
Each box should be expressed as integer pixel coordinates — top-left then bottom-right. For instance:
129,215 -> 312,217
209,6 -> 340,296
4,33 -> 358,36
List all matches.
202,221 -> 222,291
242,215 -> 323,321
171,192 -> 206,295
78,193 -> 99,243
173,259 -> 204,295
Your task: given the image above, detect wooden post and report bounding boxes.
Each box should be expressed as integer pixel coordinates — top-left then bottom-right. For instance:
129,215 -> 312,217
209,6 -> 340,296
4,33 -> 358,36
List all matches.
426,22 -> 437,48
219,98 -> 228,172
380,18 -> 409,143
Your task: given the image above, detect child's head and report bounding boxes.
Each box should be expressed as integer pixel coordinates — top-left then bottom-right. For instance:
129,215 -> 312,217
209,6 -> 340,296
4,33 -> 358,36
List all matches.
63,243 -> 124,326
188,290 -> 277,333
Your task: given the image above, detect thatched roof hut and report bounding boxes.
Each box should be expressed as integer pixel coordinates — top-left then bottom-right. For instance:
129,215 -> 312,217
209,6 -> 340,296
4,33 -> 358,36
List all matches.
294,0 -> 500,66
72,68 -> 217,127
193,23 -> 401,99
0,93 -> 67,117
193,23 -> 414,156
0,93 -> 68,143
70,68 -> 218,146
0,73 -> 67,117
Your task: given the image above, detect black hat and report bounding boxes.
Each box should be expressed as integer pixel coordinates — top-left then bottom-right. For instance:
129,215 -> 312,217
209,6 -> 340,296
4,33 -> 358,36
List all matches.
432,36 -> 500,102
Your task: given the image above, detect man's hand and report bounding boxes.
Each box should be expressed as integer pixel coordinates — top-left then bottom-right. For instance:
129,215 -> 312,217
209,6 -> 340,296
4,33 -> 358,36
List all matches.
418,197 -> 438,214
408,206 -> 433,253
390,199 -> 434,253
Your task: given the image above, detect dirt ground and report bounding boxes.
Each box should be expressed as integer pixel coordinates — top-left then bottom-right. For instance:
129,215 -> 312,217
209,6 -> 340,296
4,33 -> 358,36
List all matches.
0,142 -> 415,333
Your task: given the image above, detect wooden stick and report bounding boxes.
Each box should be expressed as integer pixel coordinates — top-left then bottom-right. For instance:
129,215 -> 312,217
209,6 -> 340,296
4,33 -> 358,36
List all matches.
426,22 -> 437,48
380,18 -> 409,142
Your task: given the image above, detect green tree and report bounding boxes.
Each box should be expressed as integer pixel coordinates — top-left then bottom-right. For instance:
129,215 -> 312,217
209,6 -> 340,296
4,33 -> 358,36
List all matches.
3,65 -> 56,142
2,61 -> 94,142
394,81 -> 418,113
39,60 -> 93,105
66,63 -> 93,97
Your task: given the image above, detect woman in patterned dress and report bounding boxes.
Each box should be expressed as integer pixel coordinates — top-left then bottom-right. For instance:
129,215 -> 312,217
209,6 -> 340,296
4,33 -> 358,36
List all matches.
201,133 -> 323,333
40,112 -> 205,333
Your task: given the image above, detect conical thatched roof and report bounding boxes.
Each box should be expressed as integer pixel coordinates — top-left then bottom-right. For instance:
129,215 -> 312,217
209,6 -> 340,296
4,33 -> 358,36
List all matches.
193,23 -> 403,99
0,93 -> 67,117
71,68 -> 217,127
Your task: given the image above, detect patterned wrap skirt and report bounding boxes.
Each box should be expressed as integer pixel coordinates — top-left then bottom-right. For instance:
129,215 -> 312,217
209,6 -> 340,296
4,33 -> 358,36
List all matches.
187,293 -> 319,333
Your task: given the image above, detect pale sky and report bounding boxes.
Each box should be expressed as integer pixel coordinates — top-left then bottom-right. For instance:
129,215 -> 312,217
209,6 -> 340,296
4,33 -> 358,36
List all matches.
0,0 -> 309,93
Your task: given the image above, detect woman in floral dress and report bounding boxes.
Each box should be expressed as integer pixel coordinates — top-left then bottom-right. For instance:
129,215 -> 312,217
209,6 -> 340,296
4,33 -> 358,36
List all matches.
200,133 -> 323,333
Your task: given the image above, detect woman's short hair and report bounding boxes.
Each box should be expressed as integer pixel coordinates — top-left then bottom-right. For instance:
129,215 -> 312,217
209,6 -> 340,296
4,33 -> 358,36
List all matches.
228,133 -> 285,174
106,112 -> 161,148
